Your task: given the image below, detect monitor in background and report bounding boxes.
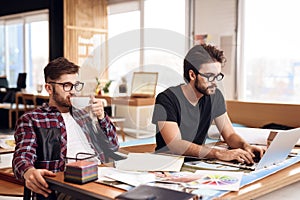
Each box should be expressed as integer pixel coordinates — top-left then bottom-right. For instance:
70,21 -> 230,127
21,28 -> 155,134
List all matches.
130,72 -> 158,98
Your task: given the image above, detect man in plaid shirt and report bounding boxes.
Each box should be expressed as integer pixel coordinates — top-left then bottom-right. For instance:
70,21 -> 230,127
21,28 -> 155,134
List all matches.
12,57 -> 119,199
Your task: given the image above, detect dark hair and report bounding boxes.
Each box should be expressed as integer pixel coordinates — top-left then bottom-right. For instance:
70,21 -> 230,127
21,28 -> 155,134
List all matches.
183,44 -> 226,83
44,57 -> 80,82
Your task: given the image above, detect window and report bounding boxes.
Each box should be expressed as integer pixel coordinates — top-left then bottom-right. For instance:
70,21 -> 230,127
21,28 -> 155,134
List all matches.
6,19 -> 24,85
25,14 -> 49,89
0,22 -> 4,75
107,9 -> 140,82
107,0 -> 187,96
144,0 -> 186,94
239,0 -> 300,104
0,10 -> 49,90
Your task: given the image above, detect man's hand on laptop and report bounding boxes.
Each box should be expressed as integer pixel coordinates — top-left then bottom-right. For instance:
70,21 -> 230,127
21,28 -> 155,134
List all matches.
243,144 -> 265,163
215,147 -> 263,164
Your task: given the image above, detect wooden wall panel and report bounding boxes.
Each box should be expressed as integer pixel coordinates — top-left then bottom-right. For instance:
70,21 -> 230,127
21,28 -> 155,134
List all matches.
64,0 -> 107,70
226,100 -> 300,128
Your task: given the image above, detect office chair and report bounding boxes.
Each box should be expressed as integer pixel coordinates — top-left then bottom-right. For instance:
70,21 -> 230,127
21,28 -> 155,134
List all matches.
21,93 -> 36,112
2,73 -> 27,104
16,72 -> 27,89
1,73 -> 28,129
0,76 -> 9,103
0,76 -> 9,88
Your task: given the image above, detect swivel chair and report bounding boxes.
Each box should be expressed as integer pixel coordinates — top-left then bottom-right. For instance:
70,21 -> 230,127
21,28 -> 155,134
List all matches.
1,73 -> 27,129
0,76 -> 9,103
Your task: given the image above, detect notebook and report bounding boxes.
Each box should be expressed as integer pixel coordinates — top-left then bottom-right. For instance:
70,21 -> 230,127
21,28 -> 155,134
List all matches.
215,127 -> 300,171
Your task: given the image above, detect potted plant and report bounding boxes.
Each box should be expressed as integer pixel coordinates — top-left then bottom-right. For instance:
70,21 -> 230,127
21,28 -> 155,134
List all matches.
102,80 -> 112,94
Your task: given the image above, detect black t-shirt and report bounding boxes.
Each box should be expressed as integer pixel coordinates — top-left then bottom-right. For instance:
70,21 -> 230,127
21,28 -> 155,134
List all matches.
152,85 -> 226,152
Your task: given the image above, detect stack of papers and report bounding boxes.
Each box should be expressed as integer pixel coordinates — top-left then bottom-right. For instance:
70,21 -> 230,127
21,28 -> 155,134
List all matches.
0,135 -> 15,149
95,152 -> 245,195
97,167 -> 244,192
115,153 -> 184,172
97,167 -> 156,187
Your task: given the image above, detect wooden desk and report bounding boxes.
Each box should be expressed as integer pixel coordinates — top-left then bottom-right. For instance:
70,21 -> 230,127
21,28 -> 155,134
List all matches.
0,148 -> 14,155
4,91 -> 49,129
223,162 -> 300,199
44,144 -> 300,200
0,179 -> 23,197
0,167 -> 24,197
226,100 -> 300,128
0,144 -> 156,198
46,144 -> 156,199
111,97 -> 155,106
96,96 -> 155,106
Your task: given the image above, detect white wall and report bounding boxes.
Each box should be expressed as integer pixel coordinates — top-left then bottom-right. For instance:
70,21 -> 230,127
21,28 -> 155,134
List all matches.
194,0 -> 237,100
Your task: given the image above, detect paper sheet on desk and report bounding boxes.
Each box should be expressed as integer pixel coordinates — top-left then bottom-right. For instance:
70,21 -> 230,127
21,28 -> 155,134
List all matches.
115,153 -> 184,172
208,125 -> 300,146
97,167 -> 156,187
0,135 -> 15,149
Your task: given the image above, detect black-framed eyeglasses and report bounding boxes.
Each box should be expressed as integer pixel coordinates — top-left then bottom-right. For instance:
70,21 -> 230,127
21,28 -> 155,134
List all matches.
197,72 -> 224,82
47,81 -> 84,92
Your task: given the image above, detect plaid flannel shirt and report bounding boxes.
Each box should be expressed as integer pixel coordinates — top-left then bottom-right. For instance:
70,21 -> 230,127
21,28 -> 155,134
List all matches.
12,103 -> 119,180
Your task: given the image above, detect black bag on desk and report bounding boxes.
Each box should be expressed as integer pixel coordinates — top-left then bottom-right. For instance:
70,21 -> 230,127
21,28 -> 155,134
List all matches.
115,184 -> 196,200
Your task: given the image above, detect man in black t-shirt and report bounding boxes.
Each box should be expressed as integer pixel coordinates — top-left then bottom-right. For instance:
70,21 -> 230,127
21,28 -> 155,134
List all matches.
152,44 -> 263,164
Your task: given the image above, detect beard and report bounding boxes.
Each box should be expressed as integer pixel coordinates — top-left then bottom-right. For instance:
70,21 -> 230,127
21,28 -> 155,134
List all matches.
52,87 -> 72,108
194,77 -> 217,96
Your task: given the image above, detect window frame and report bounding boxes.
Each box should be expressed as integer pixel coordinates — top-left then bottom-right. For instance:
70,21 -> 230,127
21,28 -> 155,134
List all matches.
0,9 -> 49,89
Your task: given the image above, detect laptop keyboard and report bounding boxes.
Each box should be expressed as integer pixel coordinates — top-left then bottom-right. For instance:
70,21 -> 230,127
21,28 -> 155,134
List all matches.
215,160 -> 258,171
214,151 -> 261,170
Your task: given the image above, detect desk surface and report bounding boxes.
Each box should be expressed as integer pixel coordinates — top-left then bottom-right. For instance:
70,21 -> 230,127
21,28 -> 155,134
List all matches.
44,144 -> 300,200
15,91 -> 49,100
96,95 -> 155,106
0,144 -> 156,197
223,162 -> 300,199
46,144 -> 156,200
0,179 -> 23,196
0,148 -> 14,155
0,167 -> 23,197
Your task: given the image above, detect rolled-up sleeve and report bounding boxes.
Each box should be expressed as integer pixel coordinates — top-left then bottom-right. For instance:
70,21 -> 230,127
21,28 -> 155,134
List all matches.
12,115 -> 37,180
99,114 -> 119,151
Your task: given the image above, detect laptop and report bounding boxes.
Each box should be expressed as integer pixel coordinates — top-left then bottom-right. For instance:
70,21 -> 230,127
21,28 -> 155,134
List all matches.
215,127 -> 300,171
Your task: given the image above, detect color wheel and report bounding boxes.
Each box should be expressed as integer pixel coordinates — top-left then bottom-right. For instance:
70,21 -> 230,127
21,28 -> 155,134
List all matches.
200,174 -> 238,185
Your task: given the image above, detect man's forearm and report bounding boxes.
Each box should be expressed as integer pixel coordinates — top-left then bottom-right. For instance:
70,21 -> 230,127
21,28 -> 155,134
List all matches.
166,139 -> 223,159
225,133 -> 249,149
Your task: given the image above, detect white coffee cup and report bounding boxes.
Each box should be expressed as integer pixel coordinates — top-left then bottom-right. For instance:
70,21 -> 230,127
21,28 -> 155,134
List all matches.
70,96 -> 91,109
